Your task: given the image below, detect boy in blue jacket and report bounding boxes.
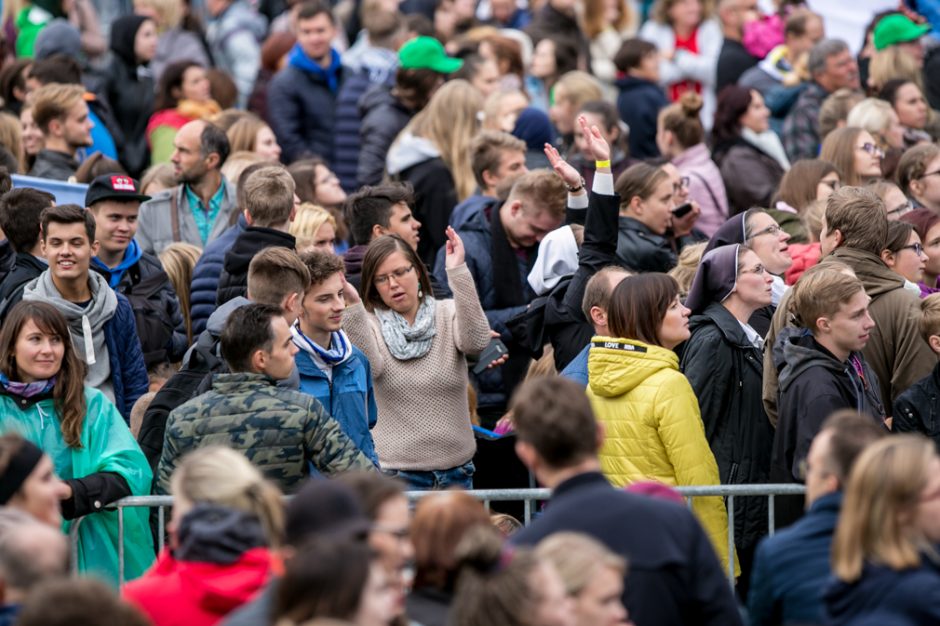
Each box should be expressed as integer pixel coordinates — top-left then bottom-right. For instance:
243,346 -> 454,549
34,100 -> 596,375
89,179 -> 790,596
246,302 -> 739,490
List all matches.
292,249 -> 379,465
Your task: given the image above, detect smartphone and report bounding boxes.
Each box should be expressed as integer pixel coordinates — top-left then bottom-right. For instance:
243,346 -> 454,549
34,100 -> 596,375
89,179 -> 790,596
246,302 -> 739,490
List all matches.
472,338 -> 508,375
673,202 -> 693,218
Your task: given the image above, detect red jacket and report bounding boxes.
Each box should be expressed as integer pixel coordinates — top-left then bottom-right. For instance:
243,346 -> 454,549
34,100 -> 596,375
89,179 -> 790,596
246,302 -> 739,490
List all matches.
123,547 -> 275,626
785,243 -> 821,285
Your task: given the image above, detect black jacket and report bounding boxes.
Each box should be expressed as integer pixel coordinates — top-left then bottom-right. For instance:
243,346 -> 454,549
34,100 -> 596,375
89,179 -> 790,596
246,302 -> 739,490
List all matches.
616,76 -> 667,159
545,189 -> 619,372
713,138 -> 785,216
893,361 -> 940,448
0,252 -> 46,321
679,303 -> 773,551
29,149 -> 79,181
823,556 -> 940,625
390,156 -> 456,266
772,328 -> 886,485
716,39 -> 759,92
102,58 -> 154,177
216,227 -> 296,307
512,472 -> 742,626
616,216 -> 677,273
357,84 -> 412,187
267,64 -> 341,165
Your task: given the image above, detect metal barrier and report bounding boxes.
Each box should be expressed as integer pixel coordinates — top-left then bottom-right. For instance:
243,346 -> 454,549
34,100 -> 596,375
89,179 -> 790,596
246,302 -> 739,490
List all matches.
74,483 -> 806,586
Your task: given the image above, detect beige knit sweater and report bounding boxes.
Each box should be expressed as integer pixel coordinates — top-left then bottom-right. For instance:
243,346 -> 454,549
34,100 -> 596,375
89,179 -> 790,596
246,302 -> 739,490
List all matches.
343,264 -> 492,471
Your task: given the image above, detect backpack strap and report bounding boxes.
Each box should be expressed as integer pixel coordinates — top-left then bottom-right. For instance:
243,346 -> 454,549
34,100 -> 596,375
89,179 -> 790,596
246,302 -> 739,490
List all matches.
688,171 -> 726,219
169,189 -> 181,243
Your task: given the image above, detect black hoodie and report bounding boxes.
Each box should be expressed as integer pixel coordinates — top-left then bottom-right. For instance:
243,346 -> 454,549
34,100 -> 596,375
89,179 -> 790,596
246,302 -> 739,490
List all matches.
216,227 -> 296,307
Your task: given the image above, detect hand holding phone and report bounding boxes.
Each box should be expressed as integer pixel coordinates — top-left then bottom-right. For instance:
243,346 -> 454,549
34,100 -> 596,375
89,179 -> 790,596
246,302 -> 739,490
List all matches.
472,338 -> 509,375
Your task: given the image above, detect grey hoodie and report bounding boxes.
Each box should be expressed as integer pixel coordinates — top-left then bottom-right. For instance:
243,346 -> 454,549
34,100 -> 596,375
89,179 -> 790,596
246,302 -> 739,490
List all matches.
22,270 -> 117,402
385,133 -> 441,177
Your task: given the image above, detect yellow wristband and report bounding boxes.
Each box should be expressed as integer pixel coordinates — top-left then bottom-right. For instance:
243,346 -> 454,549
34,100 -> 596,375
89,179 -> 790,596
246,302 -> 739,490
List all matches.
595,160 -> 611,169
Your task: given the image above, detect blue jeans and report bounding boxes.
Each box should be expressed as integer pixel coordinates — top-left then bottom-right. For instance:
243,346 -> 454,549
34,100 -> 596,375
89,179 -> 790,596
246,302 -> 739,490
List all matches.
382,461 -> 475,491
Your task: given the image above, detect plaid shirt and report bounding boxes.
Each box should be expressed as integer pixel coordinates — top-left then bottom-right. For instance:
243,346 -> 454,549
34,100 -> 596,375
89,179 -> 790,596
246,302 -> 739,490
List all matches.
782,82 -> 829,162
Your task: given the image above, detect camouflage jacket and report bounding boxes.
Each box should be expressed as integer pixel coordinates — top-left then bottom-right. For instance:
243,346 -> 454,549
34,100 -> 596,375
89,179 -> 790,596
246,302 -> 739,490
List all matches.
156,372 -> 375,493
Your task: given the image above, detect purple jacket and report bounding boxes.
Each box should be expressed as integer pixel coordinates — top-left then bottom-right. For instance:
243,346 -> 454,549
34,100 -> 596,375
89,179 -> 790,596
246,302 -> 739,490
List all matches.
672,143 -> 730,238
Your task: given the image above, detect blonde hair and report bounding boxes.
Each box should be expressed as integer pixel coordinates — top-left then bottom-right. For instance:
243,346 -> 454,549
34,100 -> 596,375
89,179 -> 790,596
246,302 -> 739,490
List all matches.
818,89 -> 865,142
171,446 -> 285,548
790,267 -> 866,332
290,203 -> 336,248
30,83 -> 86,134
868,46 -> 922,93
226,115 -> 271,154
668,241 -> 707,297
535,532 -> 626,596
800,199 -> 826,242
141,162 -> 176,195
159,242 -> 202,342
0,111 -> 24,173
832,436 -> 938,582
552,71 -> 603,109
583,0 -> 635,38
919,293 -> 940,343
133,0 -> 182,29
482,90 -> 529,132
820,127 -> 868,187
846,99 -> 895,149
404,79 -> 483,201
221,150 -> 267,188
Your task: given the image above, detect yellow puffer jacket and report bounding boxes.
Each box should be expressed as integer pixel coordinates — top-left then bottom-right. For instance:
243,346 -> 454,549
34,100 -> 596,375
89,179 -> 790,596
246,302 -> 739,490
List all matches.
587,336 -> 738,575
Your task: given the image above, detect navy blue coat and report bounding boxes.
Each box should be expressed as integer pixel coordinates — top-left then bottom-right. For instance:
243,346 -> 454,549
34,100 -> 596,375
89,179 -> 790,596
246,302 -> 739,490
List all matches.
189,216 -> 246,337
334,68 -> 393,192
105,293 -> 150,422
513,472 -> 742,626
616,76 -> 667,160
357,84 -> 412,187
267,64 -> 340,165
748,491 -> 841,626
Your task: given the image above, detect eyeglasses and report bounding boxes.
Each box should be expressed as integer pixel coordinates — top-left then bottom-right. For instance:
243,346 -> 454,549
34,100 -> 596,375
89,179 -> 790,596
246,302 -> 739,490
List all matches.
747,223 -> 783,239
887,201 -> 914,217
740,263 -> 767,276
856,142 -> 885,157
920,170 -> 940,180
673,176 -> 690,193
374,265 -> 415,286
899,242 -> 925,256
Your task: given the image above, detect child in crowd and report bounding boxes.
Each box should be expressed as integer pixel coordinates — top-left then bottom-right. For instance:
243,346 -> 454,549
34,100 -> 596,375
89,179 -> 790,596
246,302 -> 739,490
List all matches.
893,294 -> 940,444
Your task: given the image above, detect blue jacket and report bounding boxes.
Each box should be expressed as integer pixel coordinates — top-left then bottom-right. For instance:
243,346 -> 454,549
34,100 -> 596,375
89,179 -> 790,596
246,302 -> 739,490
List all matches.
105,292 -> 150,422
190,216 -> 246,337
267,62 -> 341,165
295,347 -> 379,465
615,76 -> 667,160
560,344 -> 589,387
449,194 -> 497,231
748,491 -> 841,626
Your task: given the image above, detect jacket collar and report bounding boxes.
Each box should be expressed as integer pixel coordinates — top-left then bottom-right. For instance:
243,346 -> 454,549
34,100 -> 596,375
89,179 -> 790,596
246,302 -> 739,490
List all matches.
618,216 -> 667,242
807,490 -> 842,516
551,471 -> 612,500
691,303 -> 756,349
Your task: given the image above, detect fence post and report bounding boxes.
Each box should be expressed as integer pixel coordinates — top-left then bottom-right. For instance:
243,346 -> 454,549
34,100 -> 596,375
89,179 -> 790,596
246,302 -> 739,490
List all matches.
727,495 -> 735,584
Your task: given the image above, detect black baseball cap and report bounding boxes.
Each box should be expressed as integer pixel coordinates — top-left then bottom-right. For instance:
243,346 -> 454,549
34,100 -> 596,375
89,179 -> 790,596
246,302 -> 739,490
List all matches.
84,174 -> 151,207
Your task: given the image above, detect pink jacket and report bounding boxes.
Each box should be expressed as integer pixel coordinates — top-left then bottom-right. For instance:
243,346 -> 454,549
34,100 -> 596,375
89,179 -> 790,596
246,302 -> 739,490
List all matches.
673,143 -> 730,238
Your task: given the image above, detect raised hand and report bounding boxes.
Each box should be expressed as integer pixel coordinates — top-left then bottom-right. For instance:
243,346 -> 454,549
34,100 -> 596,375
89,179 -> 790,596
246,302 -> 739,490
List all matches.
578,115 -> 611,163
444,226 -> 465,268
544,143 -> 583,191
341,273 -> 362,306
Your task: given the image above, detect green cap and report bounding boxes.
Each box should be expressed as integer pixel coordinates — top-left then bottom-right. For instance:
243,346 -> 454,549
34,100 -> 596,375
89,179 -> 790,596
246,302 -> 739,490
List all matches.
398,36 -> 464,73
873,14 -> 931,51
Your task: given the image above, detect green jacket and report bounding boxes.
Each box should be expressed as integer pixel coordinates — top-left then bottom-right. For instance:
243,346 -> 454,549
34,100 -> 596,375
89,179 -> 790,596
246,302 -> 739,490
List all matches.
157,372 -> 375,493
0,388 -> 155,585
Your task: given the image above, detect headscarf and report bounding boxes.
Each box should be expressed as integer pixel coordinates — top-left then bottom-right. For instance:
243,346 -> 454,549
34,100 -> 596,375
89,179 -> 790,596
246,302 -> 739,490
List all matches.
527,225 -> 578,295
703,211 -> 749,255
110,14 -> 150,68
685,244 -> 741,315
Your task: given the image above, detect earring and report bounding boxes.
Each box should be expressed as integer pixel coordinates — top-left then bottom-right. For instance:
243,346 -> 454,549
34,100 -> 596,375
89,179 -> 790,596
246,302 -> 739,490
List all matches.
418,288 -> 424,299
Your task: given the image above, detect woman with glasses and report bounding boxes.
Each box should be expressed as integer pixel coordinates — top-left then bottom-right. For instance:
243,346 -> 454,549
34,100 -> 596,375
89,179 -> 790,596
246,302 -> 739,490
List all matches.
820,127 -> 885,187
897,143 -> 940,213
770,159 -> 842,243
704,209 -> 792,335
880,221 -> 927,297
825,436 -> 940,624
846,98 -> 907,180
679,244 -> 775,592
342,230 -> 492,491
869,180 -> 913,221
587,273 -> 734,574
901,209 -> 940,297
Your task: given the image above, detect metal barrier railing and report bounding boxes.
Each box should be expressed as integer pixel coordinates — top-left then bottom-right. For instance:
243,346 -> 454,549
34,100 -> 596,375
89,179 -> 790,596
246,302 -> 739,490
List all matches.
72,483 -> 807,586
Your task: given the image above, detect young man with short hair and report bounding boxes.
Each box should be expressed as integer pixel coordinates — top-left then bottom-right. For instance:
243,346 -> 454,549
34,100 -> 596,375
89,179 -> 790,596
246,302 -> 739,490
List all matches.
292,250 -> 378,465
0,189 -> 55,318
449,131 -> 529,230
268,0 -> 342,164
21,204 -> 148,421
772,267 -> 885,485
614,39 -> 668,159
86,174 -> 187,368
157,303 -> 374,493
510,376 -> 742,626
27,83 -> 94,180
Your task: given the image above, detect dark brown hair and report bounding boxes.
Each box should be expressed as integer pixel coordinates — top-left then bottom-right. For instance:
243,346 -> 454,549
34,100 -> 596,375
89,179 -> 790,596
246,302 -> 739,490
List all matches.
360,235 -> 433,312
335,471 -> 406,520
825,186 -> 888,255
883,220 -> 915,254
154,60 -> 204,112
393,67 -> 444,111
658,91 -> 704,149
773,159 -> 841,212
39,204 -> 95,244
301,249 -> 346,288
607,273 -> 680,347
0,302 -> 87,447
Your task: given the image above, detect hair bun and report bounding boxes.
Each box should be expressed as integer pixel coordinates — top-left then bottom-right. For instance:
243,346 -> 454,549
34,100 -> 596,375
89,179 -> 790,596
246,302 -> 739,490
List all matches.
679,91 -> 704,117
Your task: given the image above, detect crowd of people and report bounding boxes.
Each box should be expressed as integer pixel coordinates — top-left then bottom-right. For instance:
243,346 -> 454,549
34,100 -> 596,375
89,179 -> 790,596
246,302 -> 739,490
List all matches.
1,0 -> 940,624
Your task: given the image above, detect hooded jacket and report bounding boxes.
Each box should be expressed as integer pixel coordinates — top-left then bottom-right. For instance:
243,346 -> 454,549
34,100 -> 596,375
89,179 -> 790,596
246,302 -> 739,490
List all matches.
680,303 -> 773,552
772,328 -> 885,484
616,75 -> 667,160
190,216 -> 247,337
123,505 -> 275,626
386,133 -> 457,265
823,556 -> 940,625
216,226 -> 296,307
587,337 -> 735,574
104,15 -> 154,177
893,362 -> 940,445
357,84 -> 413,187
762,247 -> 936,425
0,253 -> 47,322
206,1 -> 265,109
22,271 -> 148,421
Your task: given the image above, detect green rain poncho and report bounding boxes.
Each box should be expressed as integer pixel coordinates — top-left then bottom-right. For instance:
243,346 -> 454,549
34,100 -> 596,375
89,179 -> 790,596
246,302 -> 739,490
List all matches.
0,387 -> 155,585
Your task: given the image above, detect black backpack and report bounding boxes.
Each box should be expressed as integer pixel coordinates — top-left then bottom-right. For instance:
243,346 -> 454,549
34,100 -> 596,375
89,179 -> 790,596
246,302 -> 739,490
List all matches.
123,268 -> 175,369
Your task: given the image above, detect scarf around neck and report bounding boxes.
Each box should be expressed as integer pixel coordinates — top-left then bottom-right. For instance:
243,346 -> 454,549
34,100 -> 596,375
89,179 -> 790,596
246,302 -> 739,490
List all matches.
291,323 -> 354,366
288,43 -> 341,93
0,372 -> 55,398
374,296 -> 437,360
741,127 -> 791,172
